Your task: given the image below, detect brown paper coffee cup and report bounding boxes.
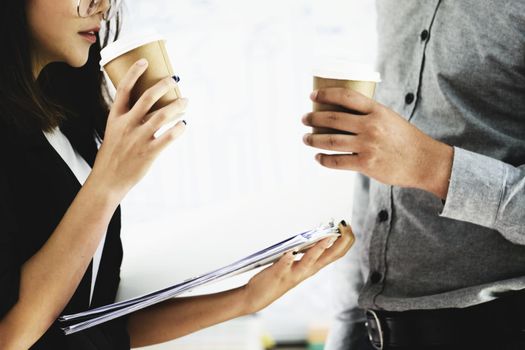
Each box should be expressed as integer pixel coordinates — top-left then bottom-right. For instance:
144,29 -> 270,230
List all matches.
312,62 -> 380,134
100,33 -> 182,113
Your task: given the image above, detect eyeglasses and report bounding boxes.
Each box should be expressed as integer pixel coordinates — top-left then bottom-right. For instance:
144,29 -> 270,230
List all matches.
77,0 -> 122,21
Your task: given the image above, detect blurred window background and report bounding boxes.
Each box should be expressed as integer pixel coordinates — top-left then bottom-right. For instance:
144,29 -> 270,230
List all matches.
116,0 -> 377,349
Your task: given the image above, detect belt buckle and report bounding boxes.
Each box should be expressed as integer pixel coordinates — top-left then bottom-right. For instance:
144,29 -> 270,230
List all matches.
365,309 -> 384,350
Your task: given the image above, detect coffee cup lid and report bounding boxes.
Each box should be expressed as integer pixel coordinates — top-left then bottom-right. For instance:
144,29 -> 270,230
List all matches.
100,32 -> 166,69
313,60 -> 381,82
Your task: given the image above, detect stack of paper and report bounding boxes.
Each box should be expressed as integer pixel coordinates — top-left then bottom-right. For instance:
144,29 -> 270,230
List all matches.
59,223 -> 340,335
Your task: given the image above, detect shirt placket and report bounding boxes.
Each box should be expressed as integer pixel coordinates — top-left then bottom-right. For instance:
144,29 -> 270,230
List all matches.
360,0 -> 443,310
406,0 -> 443,122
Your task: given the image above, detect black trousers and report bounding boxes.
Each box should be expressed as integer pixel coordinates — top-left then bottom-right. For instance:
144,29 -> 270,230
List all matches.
357,290 -> 525,350
354,321 -> 525,350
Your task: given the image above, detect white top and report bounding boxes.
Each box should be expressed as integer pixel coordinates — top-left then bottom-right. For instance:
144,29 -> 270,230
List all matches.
43,127 -> 107,306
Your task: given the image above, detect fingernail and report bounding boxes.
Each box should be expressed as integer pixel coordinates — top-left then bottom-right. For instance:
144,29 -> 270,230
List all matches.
136,58 -> 148,66
303,134 -> 311,144
301,113 -> 309,124
341,220 -> 347,227
315,154 -> 322,162
310,90 -> 319,100
182,120 -> 187,125
172,75 -> 180,83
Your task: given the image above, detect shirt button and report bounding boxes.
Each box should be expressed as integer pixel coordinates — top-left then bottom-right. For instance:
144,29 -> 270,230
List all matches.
378,210 -> 389,222
405,93 -> 415,104
420,29 -> 429,41
370,271 -> 382,284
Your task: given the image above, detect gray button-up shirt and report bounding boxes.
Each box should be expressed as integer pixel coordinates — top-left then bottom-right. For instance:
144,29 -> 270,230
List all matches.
353,0 -> 525,311
326,0 -> 525,348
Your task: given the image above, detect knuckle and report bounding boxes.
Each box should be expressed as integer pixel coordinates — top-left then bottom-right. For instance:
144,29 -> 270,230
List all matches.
303,256 -> 315,266
338,248 -> 350,258
327,135 -> 338,148
366,121 -> 381,139
117,83 -> 131,95
369,153 -> 379,167
141,93 -> 156,106
341,88 -> 354,102
166,130 -> 179,141
367,100 -> 377,113
145,122 -> 157,134
164,131 -> 175,141
358,154 -> 370,169
361,153 -> 376,170
334,252 -> 345,260
344,233 -> 355,244
159,77 -> 173,91
136,147 -> 148,158
371,102 -> 383,114
277,274 -> 286,284
279,271 -> 290,282
298,269 -> 308,281
175,99 -> 188,112
331,156 -> 341,167
327,113 -> 339,123
293,269 -> 305,282
156,111 -> 170,123
161,78 -> 173,89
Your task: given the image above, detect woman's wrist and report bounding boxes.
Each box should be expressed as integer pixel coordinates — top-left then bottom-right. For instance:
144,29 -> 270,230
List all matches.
236,285 -> 256,316
83,170 -> 128,209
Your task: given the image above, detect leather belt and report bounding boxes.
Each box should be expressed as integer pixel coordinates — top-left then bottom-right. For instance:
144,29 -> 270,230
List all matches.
364,292 -> 525,349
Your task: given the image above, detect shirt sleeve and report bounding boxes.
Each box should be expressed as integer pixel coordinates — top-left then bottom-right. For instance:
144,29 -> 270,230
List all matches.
440,147 -> 525,245
0,168 -> 21,319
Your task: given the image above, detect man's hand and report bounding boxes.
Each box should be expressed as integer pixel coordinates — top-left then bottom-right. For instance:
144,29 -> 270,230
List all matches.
302,87 -> 454,199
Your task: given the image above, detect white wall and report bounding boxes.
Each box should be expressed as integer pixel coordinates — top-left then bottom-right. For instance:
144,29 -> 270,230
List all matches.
116,0 -> 377,347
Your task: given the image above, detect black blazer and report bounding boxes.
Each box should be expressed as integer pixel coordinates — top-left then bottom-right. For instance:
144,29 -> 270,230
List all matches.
0,117 -> 130,349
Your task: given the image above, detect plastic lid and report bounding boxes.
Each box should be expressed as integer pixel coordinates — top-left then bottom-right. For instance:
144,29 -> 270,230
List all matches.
100,32 -> 166,69
313,60 -> 381,82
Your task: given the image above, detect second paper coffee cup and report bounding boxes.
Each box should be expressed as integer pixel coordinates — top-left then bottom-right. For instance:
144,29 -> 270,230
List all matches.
312,61 -> 381,134
100,32 -> 182,112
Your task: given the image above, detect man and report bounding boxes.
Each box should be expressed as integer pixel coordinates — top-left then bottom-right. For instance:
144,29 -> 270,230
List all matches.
302,1 -> 525,349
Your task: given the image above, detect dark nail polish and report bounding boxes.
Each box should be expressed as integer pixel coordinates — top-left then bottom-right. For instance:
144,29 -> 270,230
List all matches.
182,120 -> 187,125
172,75 -> 180,83
341,220 -> 347,227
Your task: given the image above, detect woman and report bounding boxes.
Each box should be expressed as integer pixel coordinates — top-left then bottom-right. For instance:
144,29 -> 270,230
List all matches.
0,0 -> 354,349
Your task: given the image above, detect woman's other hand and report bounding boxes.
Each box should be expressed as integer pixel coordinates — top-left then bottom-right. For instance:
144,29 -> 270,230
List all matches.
241,221 -> 354,314
90,58 -> 187,199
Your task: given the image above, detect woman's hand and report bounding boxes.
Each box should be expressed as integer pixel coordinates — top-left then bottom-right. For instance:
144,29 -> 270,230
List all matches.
90,58 -> 187,199
240,221 -> 354,314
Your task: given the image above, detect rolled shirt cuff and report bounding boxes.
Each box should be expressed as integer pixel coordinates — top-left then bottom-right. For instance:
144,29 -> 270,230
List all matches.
440,147 -> 506,229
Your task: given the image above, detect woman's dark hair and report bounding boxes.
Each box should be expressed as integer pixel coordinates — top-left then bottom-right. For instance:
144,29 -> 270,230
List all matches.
0,0 -> 123,139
